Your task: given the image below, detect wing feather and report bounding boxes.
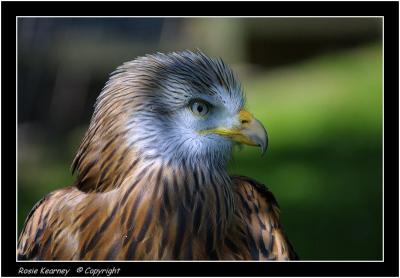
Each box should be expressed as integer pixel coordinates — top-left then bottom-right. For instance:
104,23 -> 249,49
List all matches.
230,175 -> 298,260
17,187 -> 81,260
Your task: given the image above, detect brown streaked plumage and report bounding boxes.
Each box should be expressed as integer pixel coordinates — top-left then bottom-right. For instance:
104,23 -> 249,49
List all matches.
18,51 -> 298,260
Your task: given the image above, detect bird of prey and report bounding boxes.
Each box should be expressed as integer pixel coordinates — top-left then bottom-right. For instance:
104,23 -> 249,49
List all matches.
18,51 -> 298,260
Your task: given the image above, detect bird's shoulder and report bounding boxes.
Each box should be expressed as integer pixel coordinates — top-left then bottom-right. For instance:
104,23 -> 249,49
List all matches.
231,175 -> 280,215
17,186 -> 82,260
229,175 -> 299,260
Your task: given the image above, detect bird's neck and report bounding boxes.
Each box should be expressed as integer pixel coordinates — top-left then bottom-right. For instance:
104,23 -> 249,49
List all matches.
74,136 -> 235,256
73,130 -> 235,258
109,157 -> 235,259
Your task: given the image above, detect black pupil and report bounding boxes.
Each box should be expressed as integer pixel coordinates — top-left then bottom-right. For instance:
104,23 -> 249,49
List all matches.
197,104 -> 203,113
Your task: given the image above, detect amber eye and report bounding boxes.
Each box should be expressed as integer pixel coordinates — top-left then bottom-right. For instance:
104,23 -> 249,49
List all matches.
189,100 -> 210,117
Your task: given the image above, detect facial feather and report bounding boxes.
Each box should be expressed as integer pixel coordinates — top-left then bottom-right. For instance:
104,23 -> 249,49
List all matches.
74,51 -> 244,186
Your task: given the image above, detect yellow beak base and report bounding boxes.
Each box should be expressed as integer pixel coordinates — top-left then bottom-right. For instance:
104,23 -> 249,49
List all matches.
201,110 -> 268,155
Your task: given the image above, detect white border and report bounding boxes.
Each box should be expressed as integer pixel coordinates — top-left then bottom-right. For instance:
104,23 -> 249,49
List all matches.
15,16 -> 385,263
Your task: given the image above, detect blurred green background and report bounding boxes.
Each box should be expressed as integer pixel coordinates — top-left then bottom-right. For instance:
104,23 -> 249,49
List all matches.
18,18 -> 382,260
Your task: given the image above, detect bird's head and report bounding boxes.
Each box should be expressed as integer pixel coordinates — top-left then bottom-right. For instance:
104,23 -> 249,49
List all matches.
74,51 -> 267,186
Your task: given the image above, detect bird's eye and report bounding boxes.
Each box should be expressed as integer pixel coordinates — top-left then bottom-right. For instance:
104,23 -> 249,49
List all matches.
189,100 -> 210,117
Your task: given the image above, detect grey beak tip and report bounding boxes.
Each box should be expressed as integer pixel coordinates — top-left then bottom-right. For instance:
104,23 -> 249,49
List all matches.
259,142 -> 267,157
260,133 -> 268,157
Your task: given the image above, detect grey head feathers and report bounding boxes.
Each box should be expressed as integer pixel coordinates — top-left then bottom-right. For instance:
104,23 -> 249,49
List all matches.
77,50 -> 246,175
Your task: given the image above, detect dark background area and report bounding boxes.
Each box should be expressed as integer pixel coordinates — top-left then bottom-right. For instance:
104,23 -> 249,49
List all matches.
17,17 -> 382,260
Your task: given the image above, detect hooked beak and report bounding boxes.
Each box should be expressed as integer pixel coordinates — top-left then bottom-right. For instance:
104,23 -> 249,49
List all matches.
201,109 -> 268,155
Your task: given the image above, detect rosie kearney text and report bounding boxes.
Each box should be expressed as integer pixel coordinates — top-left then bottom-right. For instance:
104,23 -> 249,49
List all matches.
18,267 -> 70,276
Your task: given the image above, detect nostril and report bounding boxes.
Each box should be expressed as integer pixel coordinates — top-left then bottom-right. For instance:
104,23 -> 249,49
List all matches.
241,120 -> 249,124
